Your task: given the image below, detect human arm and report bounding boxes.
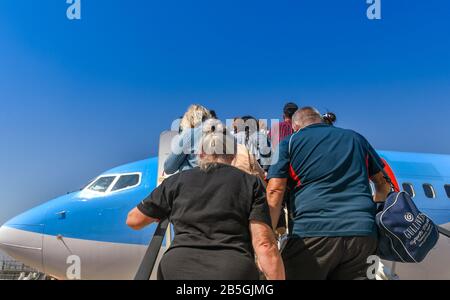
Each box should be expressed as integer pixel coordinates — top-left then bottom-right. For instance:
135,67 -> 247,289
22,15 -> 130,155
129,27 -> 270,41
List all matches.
164,152 -> 188,175
363,136 -> 391,202
164,129 -> 197,174
265,139 -> 290,229
126,180 -> 172,230
371,172 -> 392,203
250,221 -> 285,280
266,178 -> 287,230
126,207 -> 158,230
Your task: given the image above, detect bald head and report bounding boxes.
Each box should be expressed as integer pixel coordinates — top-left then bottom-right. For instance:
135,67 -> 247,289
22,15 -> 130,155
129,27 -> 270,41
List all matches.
292,107 -> 323,131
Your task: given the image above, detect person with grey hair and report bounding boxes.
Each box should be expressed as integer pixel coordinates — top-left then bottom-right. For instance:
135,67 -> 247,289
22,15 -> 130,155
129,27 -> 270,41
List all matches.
291,107 -> 336,131
266,106 -> 391,280
127,120 -> 285,280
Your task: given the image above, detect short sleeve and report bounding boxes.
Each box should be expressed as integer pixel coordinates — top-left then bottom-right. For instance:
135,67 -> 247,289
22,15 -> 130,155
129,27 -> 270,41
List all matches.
248,178 -> 272,227
364,138 -> 385,178
266,137 -> 290,180
137,180 -> 172,220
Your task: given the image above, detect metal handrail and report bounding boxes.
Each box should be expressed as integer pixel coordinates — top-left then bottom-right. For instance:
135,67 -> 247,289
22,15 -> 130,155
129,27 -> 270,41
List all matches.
438,226 -> 450,238
134,219 -> 169,280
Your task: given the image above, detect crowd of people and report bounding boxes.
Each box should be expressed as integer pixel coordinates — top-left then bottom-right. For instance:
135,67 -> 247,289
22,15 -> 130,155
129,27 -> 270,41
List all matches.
126,102 -> 392,280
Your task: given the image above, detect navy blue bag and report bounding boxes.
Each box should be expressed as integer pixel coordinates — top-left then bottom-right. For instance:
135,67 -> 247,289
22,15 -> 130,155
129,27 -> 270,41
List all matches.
376,191 -> 439,263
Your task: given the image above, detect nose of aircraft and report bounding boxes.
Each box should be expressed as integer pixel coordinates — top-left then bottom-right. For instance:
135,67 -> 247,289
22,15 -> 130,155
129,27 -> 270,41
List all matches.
0,206 -> 46,271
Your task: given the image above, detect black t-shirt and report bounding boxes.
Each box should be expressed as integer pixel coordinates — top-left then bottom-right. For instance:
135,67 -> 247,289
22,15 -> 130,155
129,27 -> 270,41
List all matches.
137,164 -> 272,258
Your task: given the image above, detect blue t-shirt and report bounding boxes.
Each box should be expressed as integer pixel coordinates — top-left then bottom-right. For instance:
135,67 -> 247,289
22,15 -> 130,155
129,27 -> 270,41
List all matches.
267,123 -> 384,238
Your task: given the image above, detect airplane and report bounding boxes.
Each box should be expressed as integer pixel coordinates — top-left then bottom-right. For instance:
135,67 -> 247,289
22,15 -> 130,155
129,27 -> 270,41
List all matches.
0,131 -> 450,280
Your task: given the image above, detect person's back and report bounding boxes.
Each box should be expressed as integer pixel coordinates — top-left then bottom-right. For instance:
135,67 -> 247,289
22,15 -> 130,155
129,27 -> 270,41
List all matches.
160,164 -> 265,256
128,119 -> 285,280
267,107 -> 391,280
235,116 -> 272,170
232,143 -> 266,182
287,124 -> 377,236
269,102 -> 298,149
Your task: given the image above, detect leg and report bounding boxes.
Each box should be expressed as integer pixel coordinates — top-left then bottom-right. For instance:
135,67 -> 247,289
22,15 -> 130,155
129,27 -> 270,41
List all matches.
159,247 -> 259,280
328,236 -> 378,280
281,237 -> 342,280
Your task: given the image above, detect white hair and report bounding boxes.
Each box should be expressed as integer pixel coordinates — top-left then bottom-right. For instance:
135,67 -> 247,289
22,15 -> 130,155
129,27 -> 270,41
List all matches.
292,106 -> 323,129
198,119 -> 236,170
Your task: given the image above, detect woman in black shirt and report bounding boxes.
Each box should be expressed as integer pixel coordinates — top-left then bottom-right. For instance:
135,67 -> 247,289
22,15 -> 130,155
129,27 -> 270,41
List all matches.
127,120 -> 284,280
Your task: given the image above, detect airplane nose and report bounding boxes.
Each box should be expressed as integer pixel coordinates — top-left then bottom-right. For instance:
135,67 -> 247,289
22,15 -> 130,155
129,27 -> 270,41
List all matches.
0,224 -> 44,271
0,207 -> 46,271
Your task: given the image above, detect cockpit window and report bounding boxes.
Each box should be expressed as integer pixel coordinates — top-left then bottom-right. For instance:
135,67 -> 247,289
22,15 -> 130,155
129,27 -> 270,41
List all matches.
111,174 -> 140,192
88,176 -> 116,193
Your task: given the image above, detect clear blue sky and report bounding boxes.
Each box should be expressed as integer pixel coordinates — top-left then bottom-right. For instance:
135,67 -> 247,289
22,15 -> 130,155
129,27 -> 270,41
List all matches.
0,0 -> 449,224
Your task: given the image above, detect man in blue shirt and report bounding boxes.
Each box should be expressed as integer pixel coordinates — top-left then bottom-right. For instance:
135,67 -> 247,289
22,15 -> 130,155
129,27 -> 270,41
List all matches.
267,107 -> 391,280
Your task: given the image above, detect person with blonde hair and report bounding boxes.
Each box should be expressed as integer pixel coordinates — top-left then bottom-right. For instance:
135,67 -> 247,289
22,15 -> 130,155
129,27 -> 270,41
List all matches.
179,104 -> 212,131
127,120 -> 285,280
164,104 -> 212,174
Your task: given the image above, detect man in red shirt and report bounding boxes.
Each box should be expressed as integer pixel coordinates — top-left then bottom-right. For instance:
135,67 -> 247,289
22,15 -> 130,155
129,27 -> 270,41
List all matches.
269,102 -> 298,149
268,102 -> 298,235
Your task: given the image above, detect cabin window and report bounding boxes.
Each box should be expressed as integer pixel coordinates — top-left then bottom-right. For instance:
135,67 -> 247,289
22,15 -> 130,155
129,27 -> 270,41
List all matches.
445,185 -> 450,199
88,176 -> 116,193
111,174 -> 141,192
402,183 -> 416,198
423,184 -> 436,199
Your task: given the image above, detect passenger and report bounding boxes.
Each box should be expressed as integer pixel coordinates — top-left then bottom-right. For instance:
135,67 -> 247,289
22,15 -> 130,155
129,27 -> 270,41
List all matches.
174,116 -> 183,133
230,117 -> 241,135
235,116 -> 272,171
126,121 -> 285,280
258,119 -> 269,136
209,110 -> 218,119
268,102 -> 298,149
164,104 -> 212,174
322,112 -> 337,125
268,102 -> 298,235
200,119 -> 266,181
266,107 -> 391,280
233,143 -> 266,183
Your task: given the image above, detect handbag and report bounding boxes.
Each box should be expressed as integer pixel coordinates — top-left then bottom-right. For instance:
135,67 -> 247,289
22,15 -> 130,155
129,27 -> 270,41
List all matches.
376,191 -> 439,263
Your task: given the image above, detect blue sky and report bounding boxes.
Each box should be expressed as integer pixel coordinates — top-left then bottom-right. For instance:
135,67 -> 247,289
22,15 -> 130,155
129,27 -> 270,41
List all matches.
0,0 -> 449,224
